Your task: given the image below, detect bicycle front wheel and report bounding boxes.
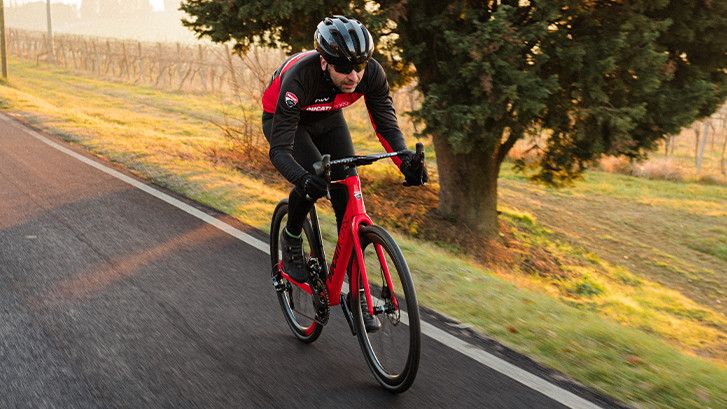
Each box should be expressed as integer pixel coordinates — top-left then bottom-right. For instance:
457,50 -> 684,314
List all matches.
270,200 -> 323,343
352,225 -> 421,392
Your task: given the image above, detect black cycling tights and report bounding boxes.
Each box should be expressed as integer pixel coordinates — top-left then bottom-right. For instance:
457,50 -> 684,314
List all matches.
263,111 -> 357,236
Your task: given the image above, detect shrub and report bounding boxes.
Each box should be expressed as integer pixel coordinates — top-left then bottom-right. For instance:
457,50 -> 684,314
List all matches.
597,156 -> 634,175
698,174 -> 726,186
567,275 -> 605,297
632,158 -> 683,181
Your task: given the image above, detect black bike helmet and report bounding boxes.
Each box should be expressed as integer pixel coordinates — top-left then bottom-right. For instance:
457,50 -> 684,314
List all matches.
314,16 -> 374,68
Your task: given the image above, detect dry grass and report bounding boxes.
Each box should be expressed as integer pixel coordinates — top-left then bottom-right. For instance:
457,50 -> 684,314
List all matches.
632,158 -> 685,181
597,155 -> 727,185
597,155 -> 634,175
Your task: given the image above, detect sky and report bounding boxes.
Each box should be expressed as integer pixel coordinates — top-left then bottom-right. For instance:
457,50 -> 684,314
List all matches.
7,0 -> 194,43
11,1 -> 167,12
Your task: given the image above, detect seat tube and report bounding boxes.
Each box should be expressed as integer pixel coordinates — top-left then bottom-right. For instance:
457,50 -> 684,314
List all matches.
308,205 -> 328,277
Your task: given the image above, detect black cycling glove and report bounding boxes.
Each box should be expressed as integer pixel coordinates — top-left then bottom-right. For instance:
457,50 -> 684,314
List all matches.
296,173 -> 329,201
399,151 -> 429,186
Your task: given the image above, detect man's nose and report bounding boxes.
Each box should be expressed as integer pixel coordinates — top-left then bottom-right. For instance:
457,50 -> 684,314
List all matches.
347,71 -> 359,81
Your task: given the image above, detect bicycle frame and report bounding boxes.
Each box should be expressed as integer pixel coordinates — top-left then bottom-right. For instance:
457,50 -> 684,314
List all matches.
277,174 -> 397,317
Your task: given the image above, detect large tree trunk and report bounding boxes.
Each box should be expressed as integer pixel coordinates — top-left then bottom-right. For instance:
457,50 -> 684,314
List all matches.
432,133 -> 500,237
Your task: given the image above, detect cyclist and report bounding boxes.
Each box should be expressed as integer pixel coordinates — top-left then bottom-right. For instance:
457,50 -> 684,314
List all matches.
262,16 -> 427,324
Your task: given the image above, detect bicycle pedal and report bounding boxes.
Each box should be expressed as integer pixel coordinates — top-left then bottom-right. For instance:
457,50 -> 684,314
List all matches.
271,274 -> 286,293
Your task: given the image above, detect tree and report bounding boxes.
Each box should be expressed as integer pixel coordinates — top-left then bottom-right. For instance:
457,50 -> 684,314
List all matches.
180,0 -> 727,237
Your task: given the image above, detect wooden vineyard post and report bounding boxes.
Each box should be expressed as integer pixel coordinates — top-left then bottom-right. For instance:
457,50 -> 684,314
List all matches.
0,1 -> 8,79
104,40 -> 112,76
198,44 -> 207,92
137,41 -> 143,84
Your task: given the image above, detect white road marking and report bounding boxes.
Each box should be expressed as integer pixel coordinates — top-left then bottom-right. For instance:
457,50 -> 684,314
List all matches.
3,113 -> 604,409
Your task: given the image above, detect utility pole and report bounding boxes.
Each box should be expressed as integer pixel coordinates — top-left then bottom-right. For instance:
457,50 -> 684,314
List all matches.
0,0 -> 7,79
46,0 -> 54,63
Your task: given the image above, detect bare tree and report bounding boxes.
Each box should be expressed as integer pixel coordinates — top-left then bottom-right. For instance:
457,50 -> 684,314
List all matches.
664,134 -> 675,156
695,121 -> 710,171
718,107 -> 727,176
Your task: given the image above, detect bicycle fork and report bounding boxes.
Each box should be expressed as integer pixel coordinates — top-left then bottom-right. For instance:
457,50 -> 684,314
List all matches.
340,293 -> 358,336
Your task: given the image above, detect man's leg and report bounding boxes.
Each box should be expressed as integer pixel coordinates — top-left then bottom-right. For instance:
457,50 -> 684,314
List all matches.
285,126 -> 321,236
311,113 -> 357,232
262,116 -> 321,282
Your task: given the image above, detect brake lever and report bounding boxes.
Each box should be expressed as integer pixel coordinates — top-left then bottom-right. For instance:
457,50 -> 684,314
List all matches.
402,142 -> 426,187
415,142 -> 425,162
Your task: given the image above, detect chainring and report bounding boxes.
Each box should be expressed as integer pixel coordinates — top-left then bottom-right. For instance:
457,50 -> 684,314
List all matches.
307,259 -> 329,325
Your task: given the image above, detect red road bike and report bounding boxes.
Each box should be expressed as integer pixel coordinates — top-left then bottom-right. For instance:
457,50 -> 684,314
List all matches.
270,144 -> 424,392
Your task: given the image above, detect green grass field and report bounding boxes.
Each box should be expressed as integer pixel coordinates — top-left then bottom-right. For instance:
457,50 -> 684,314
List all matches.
1,60 -> 725,409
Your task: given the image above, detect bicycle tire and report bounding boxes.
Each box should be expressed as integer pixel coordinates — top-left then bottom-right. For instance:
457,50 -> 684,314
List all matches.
270,200 -> 323,343
352,225 -> 421,392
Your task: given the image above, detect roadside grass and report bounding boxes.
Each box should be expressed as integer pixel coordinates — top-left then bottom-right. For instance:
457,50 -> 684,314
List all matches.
500,208 -> 725,359
2,60 -> 726,409
498,165 -> 726,316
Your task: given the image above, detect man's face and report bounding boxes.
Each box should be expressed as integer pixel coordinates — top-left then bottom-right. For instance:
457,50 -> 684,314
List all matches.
321,57 -> 365,93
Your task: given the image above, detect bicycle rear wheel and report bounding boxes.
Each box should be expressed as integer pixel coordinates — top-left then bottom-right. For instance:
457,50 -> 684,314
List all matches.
270,200 -> 323,343
352,225 -> 420,392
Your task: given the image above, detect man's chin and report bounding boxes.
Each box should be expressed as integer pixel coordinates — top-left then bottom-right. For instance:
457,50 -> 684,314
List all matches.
339,84 -> 356,93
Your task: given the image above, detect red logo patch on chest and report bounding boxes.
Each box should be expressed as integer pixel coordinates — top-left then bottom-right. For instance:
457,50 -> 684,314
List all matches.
284,91 -> 299,108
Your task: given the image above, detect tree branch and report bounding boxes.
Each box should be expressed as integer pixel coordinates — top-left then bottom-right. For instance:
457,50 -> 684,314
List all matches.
497,126 -> 524,165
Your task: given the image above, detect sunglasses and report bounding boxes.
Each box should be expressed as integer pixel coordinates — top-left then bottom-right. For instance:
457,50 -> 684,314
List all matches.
332,61 -> 367,74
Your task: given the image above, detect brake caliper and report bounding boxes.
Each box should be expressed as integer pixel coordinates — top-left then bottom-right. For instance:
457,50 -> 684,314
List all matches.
381,286 -> 400,324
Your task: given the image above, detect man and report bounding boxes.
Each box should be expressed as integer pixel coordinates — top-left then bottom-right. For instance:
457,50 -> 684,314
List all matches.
262,15 -> 427,286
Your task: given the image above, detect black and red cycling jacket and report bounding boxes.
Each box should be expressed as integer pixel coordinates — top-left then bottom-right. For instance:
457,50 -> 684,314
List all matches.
262,50 -> 407,184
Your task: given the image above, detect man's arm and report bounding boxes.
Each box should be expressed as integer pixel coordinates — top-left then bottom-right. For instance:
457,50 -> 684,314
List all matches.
363,60 -> 408,168
268,76 -> 308,184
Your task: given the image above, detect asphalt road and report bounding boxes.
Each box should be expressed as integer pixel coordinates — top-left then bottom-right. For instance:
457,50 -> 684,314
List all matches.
0,114 -> 608,408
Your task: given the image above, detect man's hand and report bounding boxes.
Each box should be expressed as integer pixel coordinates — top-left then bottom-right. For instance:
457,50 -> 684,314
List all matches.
399,150 -> 429,186
296,173 -> 329,201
